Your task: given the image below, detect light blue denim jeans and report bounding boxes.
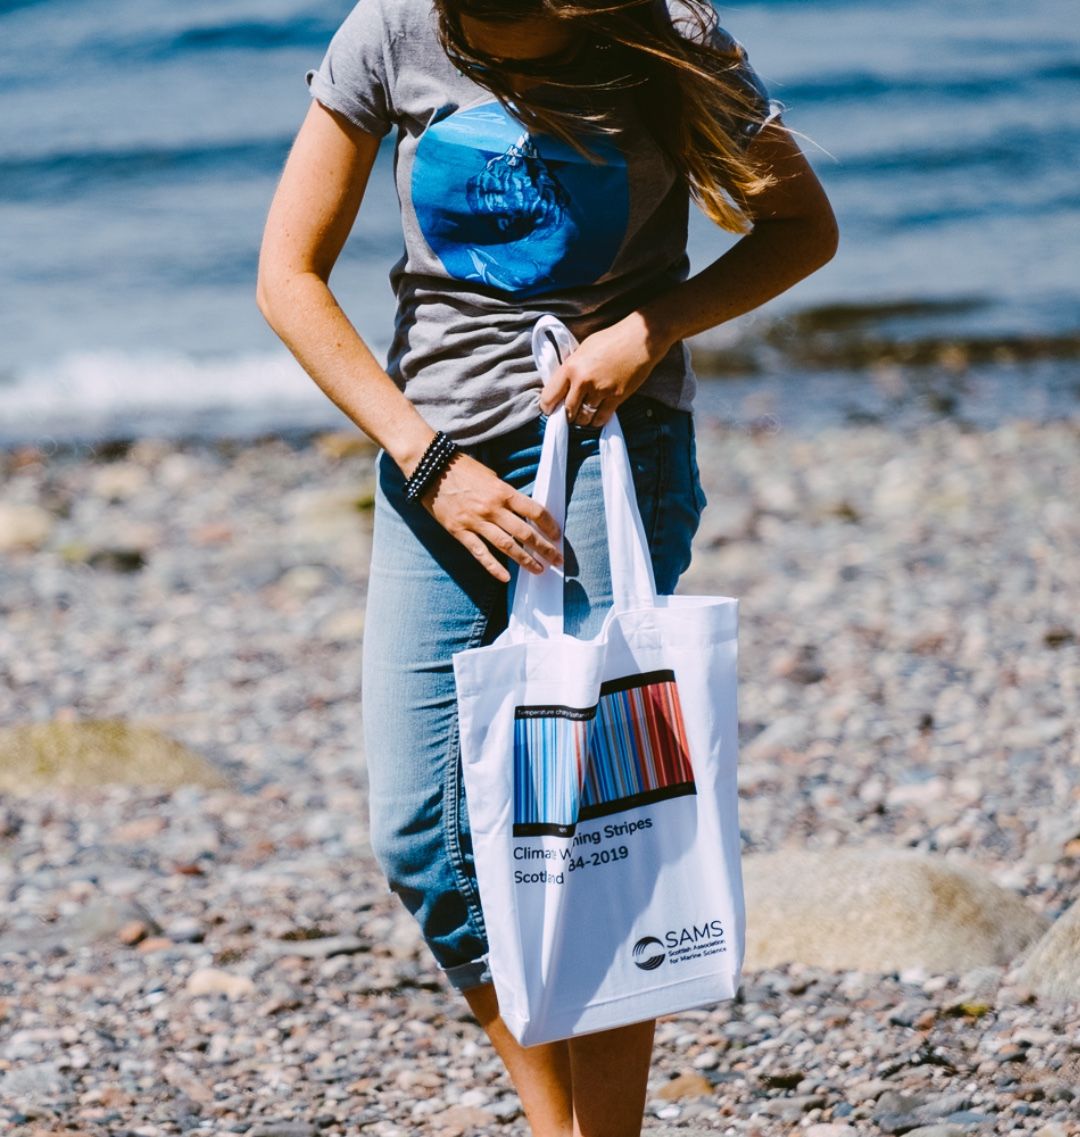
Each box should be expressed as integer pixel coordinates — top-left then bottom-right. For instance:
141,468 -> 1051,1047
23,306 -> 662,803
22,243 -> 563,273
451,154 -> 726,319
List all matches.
360,392 -> 707,990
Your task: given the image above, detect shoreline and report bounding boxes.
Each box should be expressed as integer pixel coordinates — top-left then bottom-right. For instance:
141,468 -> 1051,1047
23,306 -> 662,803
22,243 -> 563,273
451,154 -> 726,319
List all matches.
1,350 -> 1077,458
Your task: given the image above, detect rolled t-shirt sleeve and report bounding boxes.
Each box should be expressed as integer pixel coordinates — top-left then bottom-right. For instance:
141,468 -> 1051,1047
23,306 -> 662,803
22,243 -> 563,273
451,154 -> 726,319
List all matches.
707,24 -> 786,149
305,0 -> 394,138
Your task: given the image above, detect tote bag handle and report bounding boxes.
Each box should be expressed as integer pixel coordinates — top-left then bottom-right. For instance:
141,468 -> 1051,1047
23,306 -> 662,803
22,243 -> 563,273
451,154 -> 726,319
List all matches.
507,316 -> 658,641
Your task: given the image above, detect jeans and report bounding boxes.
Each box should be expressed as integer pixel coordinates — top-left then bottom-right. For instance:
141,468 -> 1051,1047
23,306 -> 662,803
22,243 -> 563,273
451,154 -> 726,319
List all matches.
360,392 -> 708,990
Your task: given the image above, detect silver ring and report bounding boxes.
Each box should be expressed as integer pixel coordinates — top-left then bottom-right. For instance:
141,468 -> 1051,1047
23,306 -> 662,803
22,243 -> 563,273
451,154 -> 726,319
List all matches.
581,402 -> 598,414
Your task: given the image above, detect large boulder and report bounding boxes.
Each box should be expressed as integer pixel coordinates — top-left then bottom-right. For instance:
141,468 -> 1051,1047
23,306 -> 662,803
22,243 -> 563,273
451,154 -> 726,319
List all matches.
743,847 -> 1048,973
0,719 -> 230,794
1011,900 -> 1080,1003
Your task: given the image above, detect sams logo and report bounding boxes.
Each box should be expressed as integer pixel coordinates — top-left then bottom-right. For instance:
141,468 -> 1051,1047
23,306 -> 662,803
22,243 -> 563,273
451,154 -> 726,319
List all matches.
632,936 -> 666,971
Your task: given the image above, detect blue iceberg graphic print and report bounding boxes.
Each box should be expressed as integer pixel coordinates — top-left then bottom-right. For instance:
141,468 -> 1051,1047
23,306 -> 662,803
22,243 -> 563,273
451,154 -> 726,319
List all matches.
412,100 -> 630,296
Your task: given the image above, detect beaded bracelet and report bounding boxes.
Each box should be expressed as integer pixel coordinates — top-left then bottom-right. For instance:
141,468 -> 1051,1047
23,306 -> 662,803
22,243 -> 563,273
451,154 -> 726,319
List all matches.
403,430 -> 460,502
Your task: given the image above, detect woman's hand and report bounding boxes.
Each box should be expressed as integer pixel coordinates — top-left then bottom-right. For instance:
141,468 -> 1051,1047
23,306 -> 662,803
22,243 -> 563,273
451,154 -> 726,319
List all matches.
538,310 -> 672,427
419,452 -> 564,584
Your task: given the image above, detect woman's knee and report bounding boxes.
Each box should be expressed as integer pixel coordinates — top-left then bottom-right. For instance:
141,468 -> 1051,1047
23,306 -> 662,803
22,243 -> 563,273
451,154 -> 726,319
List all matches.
368,796 -> 487,968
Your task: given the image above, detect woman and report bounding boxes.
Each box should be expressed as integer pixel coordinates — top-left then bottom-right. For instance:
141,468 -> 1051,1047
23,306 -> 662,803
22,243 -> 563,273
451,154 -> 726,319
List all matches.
257,1 -> 838,1133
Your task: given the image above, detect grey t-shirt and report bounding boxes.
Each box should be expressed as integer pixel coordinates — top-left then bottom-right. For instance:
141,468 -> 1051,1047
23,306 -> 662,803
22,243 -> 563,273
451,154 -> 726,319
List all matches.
306,0 -> 783,446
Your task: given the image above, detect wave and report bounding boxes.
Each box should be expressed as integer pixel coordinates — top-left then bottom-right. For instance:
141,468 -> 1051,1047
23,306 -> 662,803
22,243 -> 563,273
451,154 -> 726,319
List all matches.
784,58 -> 1080,103
2,317 -> 1077,446
0,137 -> 293,200
821,128 -> 1077,175
86,16 -> 336,62
0,0 -> 52,15
0,349 -> 346,446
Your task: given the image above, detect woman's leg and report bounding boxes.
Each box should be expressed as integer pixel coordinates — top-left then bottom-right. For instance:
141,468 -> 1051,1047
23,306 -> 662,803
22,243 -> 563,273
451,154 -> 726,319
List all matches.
463,983 -> 656,1137
362,400 -> 704,1136
463,985 -> 575,1137
568,1019 -> 657,1137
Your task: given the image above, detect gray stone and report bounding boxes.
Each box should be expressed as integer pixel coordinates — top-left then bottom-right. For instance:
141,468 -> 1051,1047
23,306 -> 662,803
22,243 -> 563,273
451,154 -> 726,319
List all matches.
875,1091 -> 928,1116
758,1094 -> 826,1120
1012,899 -> 1080,1002
901,1128 -> 970,1137
261,933 -> 368,958
743,846 -> 1049,972
164,916 -> 204,943
912,1092 -> 973,1120
0,1061 -> 74,1102
246,1124 -> 318,1137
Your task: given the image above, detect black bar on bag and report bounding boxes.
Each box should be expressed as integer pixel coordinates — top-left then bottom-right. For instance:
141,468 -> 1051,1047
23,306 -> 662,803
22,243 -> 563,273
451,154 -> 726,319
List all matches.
512,781 -> 698,838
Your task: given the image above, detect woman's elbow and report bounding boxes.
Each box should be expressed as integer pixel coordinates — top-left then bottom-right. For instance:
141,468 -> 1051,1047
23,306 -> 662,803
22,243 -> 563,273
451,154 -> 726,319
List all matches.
255,279 -> 272,322
255,261 -> 292,328
793,207 -> 840,273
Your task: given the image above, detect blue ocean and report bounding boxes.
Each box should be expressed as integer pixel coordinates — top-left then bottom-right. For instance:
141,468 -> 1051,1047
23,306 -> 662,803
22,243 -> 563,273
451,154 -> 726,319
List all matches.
1,0 -> 1077,444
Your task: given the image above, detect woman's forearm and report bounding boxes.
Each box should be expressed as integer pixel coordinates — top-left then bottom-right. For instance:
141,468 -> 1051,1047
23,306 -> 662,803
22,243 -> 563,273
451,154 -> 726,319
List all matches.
257,270 -> 436,474
635,217 -> 840,357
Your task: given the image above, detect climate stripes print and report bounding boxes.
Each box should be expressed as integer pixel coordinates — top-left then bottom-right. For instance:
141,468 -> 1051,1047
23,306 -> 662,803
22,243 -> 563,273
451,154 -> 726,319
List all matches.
513,707 -> 591,839
513,669 -> 695,837
583,671 -> 694,818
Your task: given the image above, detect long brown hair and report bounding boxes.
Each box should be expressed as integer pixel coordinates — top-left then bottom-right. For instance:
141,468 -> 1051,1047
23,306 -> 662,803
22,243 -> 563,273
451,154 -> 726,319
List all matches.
433,0 -> 785,235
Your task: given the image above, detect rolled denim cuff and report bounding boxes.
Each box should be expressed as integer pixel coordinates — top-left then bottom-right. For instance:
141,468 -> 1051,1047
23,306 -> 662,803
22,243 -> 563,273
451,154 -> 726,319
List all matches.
443,954 -> 492,991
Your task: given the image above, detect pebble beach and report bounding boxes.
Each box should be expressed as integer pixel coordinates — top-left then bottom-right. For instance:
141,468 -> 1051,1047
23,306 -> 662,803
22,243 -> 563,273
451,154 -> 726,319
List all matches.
1,407 -> 1078,1137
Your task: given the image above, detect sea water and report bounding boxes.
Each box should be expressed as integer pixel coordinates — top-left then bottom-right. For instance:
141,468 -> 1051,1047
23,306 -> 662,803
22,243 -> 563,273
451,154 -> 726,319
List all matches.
0,0 -> 1076,443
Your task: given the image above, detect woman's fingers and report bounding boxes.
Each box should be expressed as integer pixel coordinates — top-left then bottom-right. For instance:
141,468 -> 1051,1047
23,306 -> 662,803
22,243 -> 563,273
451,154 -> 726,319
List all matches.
457,530 -> 512,583
565,385 -> 598,425
498,509 -> 563,569
567,382 -> 618,426
538,362 -> 571,415
475,520 -> 546,575
509,491 -> 562,545
587,395 -> 622,429
421,453 -> 566,582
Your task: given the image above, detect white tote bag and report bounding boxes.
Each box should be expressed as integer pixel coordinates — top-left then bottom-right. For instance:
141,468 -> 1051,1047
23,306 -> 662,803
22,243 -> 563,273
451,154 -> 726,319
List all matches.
452,315 -> 744,1047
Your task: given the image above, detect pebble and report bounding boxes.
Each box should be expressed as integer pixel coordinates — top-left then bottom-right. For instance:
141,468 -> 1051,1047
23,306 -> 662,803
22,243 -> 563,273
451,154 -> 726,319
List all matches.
246,1123 -> 318,1137
185,967 -> 256,1000
901,1128 -> 971,1137
0,501 -> 53,550
656,1072 -> 714,1100
0,418 -> 1077,1136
